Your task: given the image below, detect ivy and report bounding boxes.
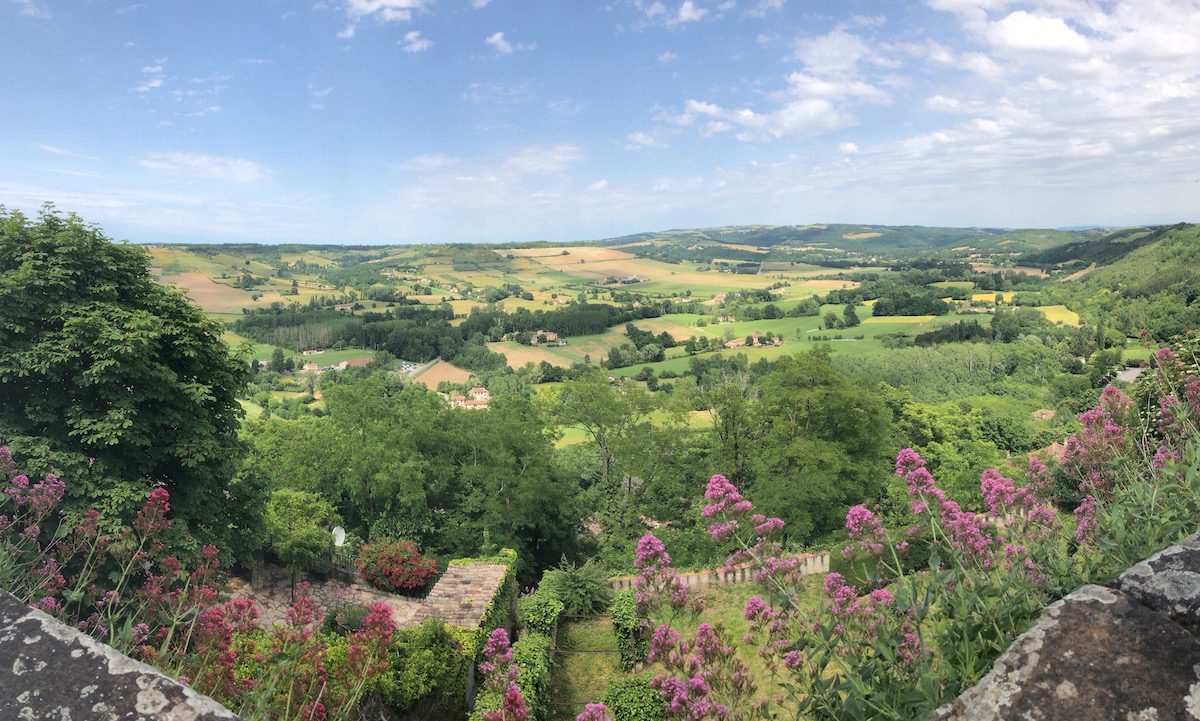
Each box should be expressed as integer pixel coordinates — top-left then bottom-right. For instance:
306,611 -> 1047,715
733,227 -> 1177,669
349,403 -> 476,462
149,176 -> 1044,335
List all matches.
608,589 -> 647,672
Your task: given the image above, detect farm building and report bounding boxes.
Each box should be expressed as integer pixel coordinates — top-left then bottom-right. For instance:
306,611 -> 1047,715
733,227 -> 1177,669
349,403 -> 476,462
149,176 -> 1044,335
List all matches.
529,330 -> 559,345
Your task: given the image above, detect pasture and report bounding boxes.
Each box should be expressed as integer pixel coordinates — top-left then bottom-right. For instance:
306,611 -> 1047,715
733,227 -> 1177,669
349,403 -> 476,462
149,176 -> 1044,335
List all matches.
410,359 -> 473,387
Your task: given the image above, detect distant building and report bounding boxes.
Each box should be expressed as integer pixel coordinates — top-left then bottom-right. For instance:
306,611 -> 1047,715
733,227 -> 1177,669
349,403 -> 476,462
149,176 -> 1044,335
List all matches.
449,388 -> 490,410
333,357 -> 373,371
302,349 -> 324,356
302,362 -> 320,373
530,330 -> 559,345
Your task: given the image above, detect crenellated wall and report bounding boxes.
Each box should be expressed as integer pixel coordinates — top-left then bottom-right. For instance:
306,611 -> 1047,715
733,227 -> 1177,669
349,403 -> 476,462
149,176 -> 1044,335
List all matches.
608,551 -> 829,591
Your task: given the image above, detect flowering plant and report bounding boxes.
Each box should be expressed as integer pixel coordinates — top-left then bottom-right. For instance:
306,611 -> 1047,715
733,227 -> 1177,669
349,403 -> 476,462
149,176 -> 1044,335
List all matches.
585,342 -> 1200,721
357,539 -> 439,593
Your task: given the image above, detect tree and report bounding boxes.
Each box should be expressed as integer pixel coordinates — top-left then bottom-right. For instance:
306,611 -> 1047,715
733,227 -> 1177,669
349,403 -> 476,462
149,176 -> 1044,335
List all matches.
843,303 -> 861,328
748,348 -> 894,542
265,488 -> 340,593
0,206 -> 255,561
823,311 -> 840,329
271,347 -> 288,373
549,372 -> 656,485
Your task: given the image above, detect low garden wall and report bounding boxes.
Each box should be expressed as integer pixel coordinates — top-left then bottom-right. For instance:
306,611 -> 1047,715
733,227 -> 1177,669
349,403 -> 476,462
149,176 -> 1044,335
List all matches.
608,551 -> 829,591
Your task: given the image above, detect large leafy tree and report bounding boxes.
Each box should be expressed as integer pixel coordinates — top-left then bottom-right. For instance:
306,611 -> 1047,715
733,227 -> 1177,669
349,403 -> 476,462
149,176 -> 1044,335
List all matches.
748,347 -> 895,542
0,206 -> 257,560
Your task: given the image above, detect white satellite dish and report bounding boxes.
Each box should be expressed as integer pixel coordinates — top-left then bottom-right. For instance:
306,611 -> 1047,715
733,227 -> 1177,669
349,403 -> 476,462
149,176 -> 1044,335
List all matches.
332,526 -> 346,547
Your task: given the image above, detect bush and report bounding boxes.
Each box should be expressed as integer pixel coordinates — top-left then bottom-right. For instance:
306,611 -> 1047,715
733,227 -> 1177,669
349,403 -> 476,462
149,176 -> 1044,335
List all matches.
609,589 -> 646,672
539,558 -> 612,616
358,539 -> 439,593
513,632 -> 553,720
519,588 -> 565,638
605,675 -> 665,721
374,618 -> 470,716
322,602 -> 372,635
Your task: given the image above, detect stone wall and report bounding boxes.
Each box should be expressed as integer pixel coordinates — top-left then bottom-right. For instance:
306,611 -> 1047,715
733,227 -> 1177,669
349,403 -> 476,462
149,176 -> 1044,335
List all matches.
609,551 -> 829,591
932,533 -> 1200,721
0,590 -> 241,721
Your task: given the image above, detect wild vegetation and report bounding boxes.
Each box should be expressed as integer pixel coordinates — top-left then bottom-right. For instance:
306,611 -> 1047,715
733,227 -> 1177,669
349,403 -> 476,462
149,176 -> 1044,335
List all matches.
2,205 -> 1199,720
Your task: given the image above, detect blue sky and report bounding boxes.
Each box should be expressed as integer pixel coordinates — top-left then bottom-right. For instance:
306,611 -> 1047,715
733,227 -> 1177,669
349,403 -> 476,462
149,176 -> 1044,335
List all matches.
2,0 -> 1198,244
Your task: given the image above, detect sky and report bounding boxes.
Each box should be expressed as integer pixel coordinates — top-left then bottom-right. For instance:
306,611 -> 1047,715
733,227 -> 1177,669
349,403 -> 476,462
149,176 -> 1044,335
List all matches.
1,0 -> 1198,245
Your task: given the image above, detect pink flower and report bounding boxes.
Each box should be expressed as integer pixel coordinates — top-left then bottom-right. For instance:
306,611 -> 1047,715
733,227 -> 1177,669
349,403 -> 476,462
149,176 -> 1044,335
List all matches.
576,703 -> 612,721
1073,496 -> 1098,543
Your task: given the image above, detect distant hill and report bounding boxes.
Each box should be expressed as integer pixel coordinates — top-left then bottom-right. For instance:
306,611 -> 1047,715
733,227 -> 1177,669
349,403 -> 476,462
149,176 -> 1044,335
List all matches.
594,224 -> 1104,264
1020,224 -> 1190,268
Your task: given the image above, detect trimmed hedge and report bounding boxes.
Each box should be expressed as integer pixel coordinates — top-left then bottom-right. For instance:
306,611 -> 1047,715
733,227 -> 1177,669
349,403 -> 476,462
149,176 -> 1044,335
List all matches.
372,618 -> 470,718
608,589 -> 646,672
518,587 -> 565,638
605,674 -> 665,721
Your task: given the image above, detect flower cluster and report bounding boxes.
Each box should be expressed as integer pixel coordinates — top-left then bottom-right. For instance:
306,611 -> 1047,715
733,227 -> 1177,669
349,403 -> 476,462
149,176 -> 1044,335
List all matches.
478,628 -> 530,721
357,539 -> 439,592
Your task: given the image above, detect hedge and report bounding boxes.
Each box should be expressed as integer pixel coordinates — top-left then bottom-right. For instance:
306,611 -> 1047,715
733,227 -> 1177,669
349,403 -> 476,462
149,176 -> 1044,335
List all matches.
518,587 -> 565,639
468,631 -> 553,721
608,589 -> 646,672
605,674 -> 665,721
448,548 -> 519,660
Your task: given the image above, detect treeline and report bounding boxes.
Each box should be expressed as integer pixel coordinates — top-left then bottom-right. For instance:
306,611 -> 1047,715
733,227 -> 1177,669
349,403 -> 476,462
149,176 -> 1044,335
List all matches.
458,302 -> 671,340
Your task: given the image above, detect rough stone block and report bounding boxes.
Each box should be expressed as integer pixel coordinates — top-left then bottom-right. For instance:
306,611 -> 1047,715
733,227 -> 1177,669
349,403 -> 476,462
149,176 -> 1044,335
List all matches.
929,584 -> 1200,721
1113,532 -> 1200,633
0,590 -> 240,720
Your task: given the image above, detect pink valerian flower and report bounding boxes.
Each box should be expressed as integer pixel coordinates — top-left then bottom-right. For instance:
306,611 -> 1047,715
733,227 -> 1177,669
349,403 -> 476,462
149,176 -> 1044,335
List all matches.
1061,397 -> 1129,495
634,534 -> 695,617
0,446 -> 14,475
479,629 -> 530,721
1152,446 -> 1183,469
133,487 -> 172,536
1073,495 -> 1098,543
5,472 -> 65,517
576,703 -> 613,721
648,623 -> 682,664
1185,378 -> 1200,419
285,584 -> 323,628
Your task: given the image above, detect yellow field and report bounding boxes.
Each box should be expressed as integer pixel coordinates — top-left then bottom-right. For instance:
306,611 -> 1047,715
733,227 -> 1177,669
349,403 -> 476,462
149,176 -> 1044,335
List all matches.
971,263 -> 1049,279
486,342 -> 572,369
843,232 -> 883,240
1038,305 -> 1081,326
499,247 -> 635,264
159,272 -> 257,314
410,359 -> 473,387
972,291 -> 1015,303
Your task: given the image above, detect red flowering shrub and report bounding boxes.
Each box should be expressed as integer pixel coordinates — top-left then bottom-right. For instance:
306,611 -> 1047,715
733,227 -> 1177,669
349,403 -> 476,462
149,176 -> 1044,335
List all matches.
357,539 -> 438,593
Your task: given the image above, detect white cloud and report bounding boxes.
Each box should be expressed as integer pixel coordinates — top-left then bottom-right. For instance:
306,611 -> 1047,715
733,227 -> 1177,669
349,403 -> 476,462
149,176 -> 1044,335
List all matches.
670,97 -> 852,141
139,152 -> 271,183
485,31 -> 512,53
344,0 -> 428,22
504,144 -> 584,174
987,11 -> 1090,56
471,0 -> 492,6
10,0 -> 50,19
674,0 -> 708,24
35,144 -> 101,161
625,131 -> 661,149
837,141 -> 859,155
133,61 -> 166,93
744,0 -> 784,17
659,51 -> 679,63
485,31 -> 535,54
308,85 -> 334,110
588,179 -> 609,191
400,30 -> 433,52
337,24 -> 356,38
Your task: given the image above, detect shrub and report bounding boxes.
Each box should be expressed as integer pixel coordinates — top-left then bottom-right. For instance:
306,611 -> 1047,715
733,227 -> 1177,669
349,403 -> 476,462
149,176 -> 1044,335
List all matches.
539,558 -> 612,616
608,590 -> 646,672
358,539 -> 438,593
374,618 -> 469,716
322,602 -> 372,635
512,632 -> 553,721
518,588 -> 565,638
605,675 -> 664,721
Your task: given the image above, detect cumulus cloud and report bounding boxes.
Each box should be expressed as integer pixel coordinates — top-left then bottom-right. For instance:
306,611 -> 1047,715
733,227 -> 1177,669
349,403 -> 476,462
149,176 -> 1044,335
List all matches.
471,0 -> 492,6
837,141 -> 859,154
400,30 -> 433,52
659,51 -> 679,63
133,60 -> 167,92
674,1 -> 707,23
139,151 -> 271,183
588,179 -> 609,190
485,31 -> 535,54
10,0 -> 50,19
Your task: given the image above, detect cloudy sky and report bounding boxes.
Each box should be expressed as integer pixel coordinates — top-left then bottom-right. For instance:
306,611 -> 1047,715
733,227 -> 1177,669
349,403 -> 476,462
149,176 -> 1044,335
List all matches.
2,0 -> 1198,244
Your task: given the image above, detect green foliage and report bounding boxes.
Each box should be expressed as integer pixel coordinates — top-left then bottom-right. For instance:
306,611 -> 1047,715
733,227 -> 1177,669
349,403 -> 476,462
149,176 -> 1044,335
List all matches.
0,206 -> 257,564
513,632 -> 553,721
519,588 -> 566,637
605,675 -> 665,721
608,589 -> 646,672
539,559 -> 613,616
264,488 -> 340,577
373,618 -> 470,717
